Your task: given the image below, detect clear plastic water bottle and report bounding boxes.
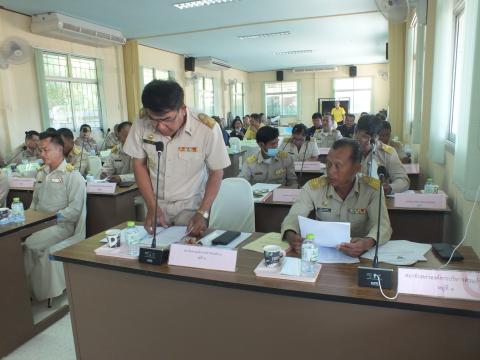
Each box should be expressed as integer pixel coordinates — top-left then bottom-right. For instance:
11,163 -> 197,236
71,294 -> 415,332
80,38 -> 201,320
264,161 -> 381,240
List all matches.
11,197 -> 25,223
424,178 -> 434,193
301,233 -> 318,274
86,173 -> 95,182
125,221 -> 140,257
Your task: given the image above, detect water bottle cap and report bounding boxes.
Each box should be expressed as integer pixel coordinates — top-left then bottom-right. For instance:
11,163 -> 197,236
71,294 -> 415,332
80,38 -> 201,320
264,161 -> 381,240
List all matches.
13,197 -> 20,202
306,233 -> 315,240
127,221 -> 135,227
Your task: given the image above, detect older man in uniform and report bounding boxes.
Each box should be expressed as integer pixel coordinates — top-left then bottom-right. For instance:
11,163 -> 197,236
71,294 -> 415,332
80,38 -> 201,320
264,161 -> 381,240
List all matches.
282,124 -> 320,161
124,80 -> 230,236
378,120 -> 411,164
354,115 -> 410,194
101,121 -> 134,183
240,126 -> 298,187
57,128 -> 89,176
281,138 -> 391,257
74,124 -> 97,154
315,113 -> 342,149
24,131 -> 86,301
10,130 -> 41,163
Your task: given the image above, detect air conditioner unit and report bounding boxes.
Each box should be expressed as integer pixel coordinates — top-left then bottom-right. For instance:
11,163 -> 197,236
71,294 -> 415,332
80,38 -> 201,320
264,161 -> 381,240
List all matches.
291,66 -> 338,73
31,13 -> 126,47
195,57 -> 231,71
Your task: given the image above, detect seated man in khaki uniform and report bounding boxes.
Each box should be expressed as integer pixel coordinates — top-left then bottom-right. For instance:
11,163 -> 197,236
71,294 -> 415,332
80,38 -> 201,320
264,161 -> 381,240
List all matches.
10,130 -> 41,164
0,170 -> 9,207
24,131 -> 86,301
281,138 -> 391,257
282,123 -> 320,161
57,128 -> 89,176
74,124 -> 97,154
104,124 -> 120,150
239,126 -> 298,187
315,113 -> 342,149
101,121 -> 134,183
354,115 -> 410,194
378,120 -> 411,164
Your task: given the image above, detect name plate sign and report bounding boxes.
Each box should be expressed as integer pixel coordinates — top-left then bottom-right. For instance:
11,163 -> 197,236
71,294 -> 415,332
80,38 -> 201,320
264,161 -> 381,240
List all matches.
398,268 -> 480,301
403,163 -> 420,174
294,161 -> 324,171
318,148 -> 329,155
272,188 -> 300,203
394,192 -> 446,209
9,177 -> 35,189
168,244 -> 237,272
87,182 -> 116,194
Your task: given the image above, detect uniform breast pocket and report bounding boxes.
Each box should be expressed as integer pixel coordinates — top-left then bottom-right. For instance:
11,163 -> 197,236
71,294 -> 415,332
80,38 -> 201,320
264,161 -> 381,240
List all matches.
113,159 -> 124,172
178,151 -> 202,161
316,208 -> 336,222
348,212 -> 368,235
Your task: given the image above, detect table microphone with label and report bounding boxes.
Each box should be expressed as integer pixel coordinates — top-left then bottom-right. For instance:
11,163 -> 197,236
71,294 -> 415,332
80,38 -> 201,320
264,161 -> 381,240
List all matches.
6,146 -> 27,166
297,136 -> 311,189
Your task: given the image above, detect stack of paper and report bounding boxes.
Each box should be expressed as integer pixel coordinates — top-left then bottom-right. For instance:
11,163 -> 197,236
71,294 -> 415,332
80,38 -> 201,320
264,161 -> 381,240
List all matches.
100,226 -> 188,249
361,240 -> 432,265
298,216 -> 359,264
242,232 -> 290,253
251,183 -> 281,203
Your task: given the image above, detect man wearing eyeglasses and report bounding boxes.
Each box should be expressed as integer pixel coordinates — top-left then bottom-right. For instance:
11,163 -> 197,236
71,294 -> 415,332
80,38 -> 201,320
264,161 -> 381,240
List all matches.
123,80 -> 231,237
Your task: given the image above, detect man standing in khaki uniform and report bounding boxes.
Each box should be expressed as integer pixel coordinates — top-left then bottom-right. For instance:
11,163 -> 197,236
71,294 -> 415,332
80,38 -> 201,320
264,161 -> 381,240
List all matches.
282,123 -> 320,161
240,126 -> 298,187
354,115 -> 410,194
57,128 -> 89,176
123,80 -> 230,236
101,121 -> 134,183
24,131 -> 86,301
281,138 -> 391,257
315,113 -> 342,149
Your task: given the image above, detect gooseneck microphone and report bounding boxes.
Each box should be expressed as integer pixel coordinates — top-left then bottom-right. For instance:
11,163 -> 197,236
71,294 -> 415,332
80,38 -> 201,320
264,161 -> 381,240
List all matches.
100,128 -> 111,151
298,136 -> 311,189
367,138 -> 377,177
151,141 -> 164,249
373,166 -> 387,267
7,146 -> 27,166
78,128 -> 88,175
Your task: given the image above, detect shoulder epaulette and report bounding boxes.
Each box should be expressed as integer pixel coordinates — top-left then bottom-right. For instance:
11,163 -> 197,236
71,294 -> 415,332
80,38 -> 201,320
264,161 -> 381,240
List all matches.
72,146 -> 81,156
277,150 -> 288,158
111,145 -> 119,154
138,108 -> 146,119
309,176 -> 328,190
362,176 -> 380,190
246,155 -> 257,165
198,113 -> 216,129
381,143 -> 394,155
66,163 -> 75,172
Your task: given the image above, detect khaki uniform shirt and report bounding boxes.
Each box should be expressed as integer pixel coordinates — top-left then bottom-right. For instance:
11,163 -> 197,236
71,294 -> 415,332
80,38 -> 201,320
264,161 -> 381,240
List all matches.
282,138 -> 320,161
66,145 -> 89,176
239,150 -> 298,187
388,139 -> 407,160
281,175 -> 392,245
102,143 -> 134,182
361,141 -> 410,193
74,137 -> 97,154
12,145 -> 41,163
0,171 -> 9,207
123,108 -> 231,205
31,160 -> 86,226
104,132 -> 120,149
313,129 -> 342,149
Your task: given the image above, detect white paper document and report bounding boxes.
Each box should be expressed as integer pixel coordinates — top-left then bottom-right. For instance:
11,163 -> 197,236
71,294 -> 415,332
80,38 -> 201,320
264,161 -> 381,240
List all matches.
99,225 -> 187,249
316,246 -> 360,264
361,240 -> 432,265
298,216 -> 350,248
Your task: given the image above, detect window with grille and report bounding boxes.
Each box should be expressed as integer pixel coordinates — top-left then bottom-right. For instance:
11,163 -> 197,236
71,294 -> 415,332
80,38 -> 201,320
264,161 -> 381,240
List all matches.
230,82 -> 244,118
333,77 -> 372,114
194,76 -> 215,115
142,67 -> 171,88
264,81 -> 298,117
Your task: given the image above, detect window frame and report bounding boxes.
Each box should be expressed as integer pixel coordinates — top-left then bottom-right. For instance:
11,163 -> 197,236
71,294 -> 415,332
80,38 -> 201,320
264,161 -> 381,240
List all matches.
35,49 -> 106,131
194,75 -> 215,115
229,81 -> 245,118
333,77 -> 373,114
263,81 -> 300,118
140,66 -> 174,89
448,1 -> 466,143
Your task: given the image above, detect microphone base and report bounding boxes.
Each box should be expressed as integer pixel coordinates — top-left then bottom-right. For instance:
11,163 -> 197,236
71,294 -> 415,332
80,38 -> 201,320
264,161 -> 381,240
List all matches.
357,266 -> 394,289
138,246 -> 169,265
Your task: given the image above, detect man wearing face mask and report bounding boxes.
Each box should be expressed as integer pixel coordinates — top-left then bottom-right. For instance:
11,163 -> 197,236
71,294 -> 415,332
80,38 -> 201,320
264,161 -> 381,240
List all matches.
239,126 -> 298,187
282,123 -> 320,161
123,80 -> 231,237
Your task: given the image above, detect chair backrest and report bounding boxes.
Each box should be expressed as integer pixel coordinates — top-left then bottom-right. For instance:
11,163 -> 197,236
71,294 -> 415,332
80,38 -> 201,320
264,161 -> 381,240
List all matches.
210,177 -> 255,233
87,156 -> 102,177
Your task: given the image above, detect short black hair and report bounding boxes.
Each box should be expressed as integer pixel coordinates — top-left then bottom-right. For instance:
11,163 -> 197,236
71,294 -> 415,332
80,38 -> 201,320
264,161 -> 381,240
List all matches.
46,127 -> 56,132
256,126 -> 279,144
25,130 -> 40,140
250,113 -> 260,122
117,121 -> 132,133
380,120 -> 391,131
331,138 -> 362,164
312,112 -> 322,120
57,128 -> 74,140
141,80 -> 184,114
39,131 -> 64,147
355,115 -> 383,137
79,124 -> 91,132
346,113 -> 355,120
292,123 -> 307,135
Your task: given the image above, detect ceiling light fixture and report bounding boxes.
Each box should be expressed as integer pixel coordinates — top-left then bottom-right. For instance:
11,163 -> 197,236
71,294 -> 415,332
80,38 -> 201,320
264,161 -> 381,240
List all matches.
173,0 -> 238,10
275,49 -> 313,55
238,31 -> 290,40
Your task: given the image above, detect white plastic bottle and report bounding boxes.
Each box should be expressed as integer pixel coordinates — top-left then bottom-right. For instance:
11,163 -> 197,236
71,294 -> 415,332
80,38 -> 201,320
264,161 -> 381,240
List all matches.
125,221 -> 140,257
11,197 -> 25,223
301,233 -> 318,274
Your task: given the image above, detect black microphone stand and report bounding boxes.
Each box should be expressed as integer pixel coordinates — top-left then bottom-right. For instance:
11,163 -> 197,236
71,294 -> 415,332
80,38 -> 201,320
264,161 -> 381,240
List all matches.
6,146 -> 27,166
151,146 -> 162,249
372,172 -> 385,268
100,128 -> 110,151
298,138 -> 310,189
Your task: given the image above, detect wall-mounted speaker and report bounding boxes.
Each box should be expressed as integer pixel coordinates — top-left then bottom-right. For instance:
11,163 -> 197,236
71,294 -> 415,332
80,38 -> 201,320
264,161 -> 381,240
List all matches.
185,57 -> 195,72
349,65 -> 357,77
276,70 -> 284,81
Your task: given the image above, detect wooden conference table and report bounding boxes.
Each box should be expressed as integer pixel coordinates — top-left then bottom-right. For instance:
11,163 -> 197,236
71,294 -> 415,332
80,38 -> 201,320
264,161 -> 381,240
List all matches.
254,194 -> 451,243
53,229 -> 479,360
0,210 -> 68,358
7,185 -> 140,238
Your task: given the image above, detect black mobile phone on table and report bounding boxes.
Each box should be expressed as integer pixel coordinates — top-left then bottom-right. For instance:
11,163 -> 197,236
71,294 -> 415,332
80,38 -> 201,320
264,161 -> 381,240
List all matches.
212,231 -> 241,246
432,243 -> 464,261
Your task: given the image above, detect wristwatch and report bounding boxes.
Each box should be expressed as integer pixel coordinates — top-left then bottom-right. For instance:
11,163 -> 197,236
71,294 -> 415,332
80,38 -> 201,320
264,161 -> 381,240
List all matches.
196,209 -> 209,220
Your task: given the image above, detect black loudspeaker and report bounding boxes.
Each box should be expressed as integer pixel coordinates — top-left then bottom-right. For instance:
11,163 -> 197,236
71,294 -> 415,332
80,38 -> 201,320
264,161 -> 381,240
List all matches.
349,65 -> 357,77
185,57 -> 195,72
276,70 -> 284,81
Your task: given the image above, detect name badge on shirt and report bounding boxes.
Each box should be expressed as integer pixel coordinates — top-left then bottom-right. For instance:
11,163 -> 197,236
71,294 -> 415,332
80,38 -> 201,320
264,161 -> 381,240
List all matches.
349,208 -> 367,215
142,139 -> 156,146
178,146 -> 199,153
50,178 -> 63,183
316,207 -> 331,213
114,159 -> 123,162
275,168 -> 286,175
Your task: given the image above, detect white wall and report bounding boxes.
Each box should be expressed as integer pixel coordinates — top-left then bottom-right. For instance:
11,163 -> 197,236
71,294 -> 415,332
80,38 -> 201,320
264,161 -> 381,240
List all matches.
0,8 -> 127,156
